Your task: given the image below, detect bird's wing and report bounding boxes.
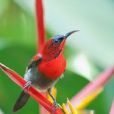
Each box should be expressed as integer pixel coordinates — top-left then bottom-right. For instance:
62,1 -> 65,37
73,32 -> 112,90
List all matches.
24,55 -> 42,82
27,55 -> 42,70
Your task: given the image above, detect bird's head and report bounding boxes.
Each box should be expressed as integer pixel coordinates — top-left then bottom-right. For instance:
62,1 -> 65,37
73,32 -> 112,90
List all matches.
42,30 -> 79,61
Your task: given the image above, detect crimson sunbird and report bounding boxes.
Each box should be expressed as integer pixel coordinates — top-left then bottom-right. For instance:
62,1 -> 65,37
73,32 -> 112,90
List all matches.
13,30 -> 78,112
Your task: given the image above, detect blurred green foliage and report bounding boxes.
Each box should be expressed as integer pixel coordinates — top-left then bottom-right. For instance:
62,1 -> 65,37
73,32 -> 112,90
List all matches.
0,0 -> 114,114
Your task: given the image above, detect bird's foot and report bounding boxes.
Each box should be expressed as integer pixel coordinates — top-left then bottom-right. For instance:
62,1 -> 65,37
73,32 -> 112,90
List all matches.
53,99 -> 60,108
48,88 -> 60,108
23,81 -> 32,90
51,100 -> 61,114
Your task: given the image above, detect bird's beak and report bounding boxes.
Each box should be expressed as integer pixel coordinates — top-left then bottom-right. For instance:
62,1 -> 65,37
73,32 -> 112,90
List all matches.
64,30 -> 79,39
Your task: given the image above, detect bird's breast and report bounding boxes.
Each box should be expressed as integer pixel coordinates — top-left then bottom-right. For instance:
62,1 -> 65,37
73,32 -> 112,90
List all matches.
38,54 -> 66,80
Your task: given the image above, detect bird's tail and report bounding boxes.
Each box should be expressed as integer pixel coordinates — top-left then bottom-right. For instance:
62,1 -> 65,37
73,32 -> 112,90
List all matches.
13,91 -> 30,112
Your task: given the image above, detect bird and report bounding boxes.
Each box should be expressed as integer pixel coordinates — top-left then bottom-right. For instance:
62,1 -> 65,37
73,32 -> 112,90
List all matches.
13,30 -> 78,112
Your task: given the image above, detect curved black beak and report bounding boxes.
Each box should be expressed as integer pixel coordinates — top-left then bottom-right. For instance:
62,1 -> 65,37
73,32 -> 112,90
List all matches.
64,30 -> 79,38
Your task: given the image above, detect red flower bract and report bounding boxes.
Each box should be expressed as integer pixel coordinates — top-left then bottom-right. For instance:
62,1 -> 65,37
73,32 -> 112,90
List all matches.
110,101 -> 114,114
36,0 -> 46,52
0,63 -> 64,114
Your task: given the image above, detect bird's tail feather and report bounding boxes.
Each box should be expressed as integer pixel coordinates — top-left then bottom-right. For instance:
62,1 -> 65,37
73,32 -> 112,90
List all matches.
13,91 -> 30,112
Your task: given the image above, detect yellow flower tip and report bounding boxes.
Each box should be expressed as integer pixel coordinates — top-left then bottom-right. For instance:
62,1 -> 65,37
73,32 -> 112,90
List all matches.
62,103 -> 69,114
67,99 -> 78,114
61,100 -> 94,114
77,87 -> 103,110
47,87 -> 57,103
77,110 -> 94,114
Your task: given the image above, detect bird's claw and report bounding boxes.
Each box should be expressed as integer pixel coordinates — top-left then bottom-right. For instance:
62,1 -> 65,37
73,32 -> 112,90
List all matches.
53,100 -> 60,108
51,101 -> 60,114
23,81 -> 32,90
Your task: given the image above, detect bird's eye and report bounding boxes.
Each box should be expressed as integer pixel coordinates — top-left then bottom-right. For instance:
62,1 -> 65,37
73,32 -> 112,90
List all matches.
53,38 -> 60,43
53,35 -> 64,43
54,39 -> 59,43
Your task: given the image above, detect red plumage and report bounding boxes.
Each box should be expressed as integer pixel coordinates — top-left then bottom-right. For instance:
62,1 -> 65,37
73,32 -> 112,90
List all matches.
38,53 -> 66,80
38,38 -> 66,80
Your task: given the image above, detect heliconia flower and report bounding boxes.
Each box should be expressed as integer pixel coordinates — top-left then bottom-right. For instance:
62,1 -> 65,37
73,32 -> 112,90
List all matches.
36,0 -> 45,52
62,99 -> 94,114
76,87 -> 103,110
66,66 -> 114,111
67,99 -> 78,114
39,92 -> 49,114
58,66 -> 114,114
110,101 -> 114,114
0,63 -> 64,114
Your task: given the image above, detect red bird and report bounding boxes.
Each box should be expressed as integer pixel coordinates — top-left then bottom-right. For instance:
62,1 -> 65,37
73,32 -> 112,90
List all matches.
13,30 -> 78,112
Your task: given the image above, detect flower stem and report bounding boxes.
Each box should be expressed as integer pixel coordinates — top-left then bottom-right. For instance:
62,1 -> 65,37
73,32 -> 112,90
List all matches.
36,0 -> 46,52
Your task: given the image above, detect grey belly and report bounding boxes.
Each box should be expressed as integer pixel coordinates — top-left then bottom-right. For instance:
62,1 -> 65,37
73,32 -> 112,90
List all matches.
24,68 -> 57,91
